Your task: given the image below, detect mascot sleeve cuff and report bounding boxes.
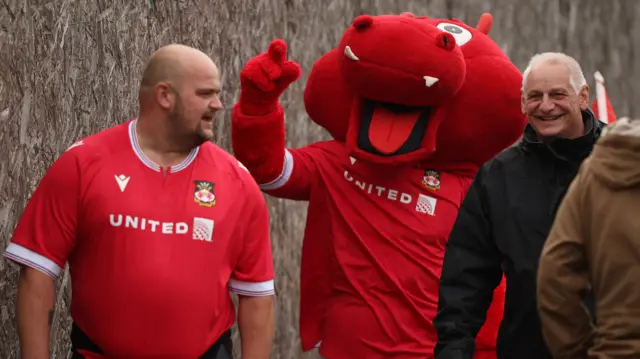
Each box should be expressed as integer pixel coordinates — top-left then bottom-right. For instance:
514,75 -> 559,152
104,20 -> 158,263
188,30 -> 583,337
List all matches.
232,103 -> 285,131
231,103 -> 287,184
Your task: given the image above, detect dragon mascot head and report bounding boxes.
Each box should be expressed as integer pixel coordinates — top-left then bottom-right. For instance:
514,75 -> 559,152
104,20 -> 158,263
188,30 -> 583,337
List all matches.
304,12 -> 526,173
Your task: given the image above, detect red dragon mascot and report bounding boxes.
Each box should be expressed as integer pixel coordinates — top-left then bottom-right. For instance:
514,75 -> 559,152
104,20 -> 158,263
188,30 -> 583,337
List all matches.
231,12 -> 527,359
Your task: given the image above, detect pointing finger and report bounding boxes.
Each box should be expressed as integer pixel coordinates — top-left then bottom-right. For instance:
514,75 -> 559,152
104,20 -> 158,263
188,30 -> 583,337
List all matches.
268,39 -> 287,65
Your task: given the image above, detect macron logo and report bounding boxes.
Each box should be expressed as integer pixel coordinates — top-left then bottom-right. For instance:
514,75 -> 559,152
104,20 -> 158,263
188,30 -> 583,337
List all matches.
115,174 -> 130,192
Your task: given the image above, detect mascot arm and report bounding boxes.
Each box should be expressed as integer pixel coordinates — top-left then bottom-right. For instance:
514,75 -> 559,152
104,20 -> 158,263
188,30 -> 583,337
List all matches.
259,145 -> 327,200
232,105 -> 320,201
232,38 -> 320,200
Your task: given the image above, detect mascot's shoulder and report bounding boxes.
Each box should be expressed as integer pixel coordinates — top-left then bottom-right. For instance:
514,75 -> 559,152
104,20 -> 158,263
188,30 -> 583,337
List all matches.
295,139 -> 349,161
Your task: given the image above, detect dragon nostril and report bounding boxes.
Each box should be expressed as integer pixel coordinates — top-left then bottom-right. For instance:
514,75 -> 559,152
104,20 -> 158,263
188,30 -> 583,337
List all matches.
352,15 -> 374,31
437,32 -> 456,51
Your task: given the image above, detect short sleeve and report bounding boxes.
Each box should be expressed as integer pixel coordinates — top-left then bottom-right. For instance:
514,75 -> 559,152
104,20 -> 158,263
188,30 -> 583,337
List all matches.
3,149 -> 81,278
228,178 -> 275,297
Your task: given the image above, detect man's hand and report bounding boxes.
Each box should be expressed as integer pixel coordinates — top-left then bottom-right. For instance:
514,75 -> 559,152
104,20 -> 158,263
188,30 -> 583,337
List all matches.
16,266 -> 56,359
237,295 -> 274,359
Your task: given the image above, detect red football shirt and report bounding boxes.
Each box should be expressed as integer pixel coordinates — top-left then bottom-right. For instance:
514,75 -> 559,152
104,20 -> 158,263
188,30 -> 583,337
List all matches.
3,119 -> 275,357
262,140 -> 505,359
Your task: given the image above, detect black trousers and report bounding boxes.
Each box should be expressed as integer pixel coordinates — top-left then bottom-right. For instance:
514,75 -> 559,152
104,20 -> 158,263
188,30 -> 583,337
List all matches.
70,322 -> 233,359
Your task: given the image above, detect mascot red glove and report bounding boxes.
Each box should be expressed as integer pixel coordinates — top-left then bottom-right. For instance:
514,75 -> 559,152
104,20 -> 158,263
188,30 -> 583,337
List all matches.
232,12 -> 526,359
238,40 -> 301,116
232,41 -> 302,183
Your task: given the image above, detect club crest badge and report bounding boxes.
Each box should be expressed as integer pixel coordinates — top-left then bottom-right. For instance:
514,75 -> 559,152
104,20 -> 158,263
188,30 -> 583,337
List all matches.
422,169 -> 441,191
194,180 -> 216,207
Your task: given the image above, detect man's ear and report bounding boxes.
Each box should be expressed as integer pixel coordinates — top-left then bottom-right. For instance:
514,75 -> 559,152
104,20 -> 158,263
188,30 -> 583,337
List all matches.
155,82 -> 174,110
579,84 -> 590,110
520,92 -> 527,114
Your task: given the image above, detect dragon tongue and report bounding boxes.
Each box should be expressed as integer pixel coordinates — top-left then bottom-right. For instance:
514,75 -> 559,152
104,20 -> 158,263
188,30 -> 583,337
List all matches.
368,104 -> 421,154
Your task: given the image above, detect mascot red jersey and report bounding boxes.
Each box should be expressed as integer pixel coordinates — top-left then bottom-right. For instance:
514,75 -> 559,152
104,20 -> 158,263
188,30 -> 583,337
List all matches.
232,12 -> 526,359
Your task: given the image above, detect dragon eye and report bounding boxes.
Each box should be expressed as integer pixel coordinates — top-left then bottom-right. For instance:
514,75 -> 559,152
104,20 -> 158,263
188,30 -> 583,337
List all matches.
436,23 -> 472,46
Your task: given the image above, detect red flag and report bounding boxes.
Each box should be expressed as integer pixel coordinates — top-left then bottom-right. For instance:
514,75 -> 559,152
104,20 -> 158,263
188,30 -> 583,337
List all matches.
592,71 -> 617,124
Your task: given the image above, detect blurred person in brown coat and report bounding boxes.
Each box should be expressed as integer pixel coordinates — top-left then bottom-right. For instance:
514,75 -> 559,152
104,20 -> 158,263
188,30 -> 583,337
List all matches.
537,117 -> 640,358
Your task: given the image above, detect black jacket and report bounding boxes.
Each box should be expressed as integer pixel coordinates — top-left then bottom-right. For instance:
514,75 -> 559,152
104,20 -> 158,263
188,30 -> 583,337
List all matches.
433,110 -> 605,359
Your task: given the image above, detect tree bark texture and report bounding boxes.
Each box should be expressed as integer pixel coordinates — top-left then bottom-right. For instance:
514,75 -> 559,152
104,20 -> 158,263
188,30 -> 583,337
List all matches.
0,1 -> 636,358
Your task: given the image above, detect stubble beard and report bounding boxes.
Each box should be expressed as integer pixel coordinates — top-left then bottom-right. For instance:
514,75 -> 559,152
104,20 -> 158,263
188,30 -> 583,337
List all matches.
168,103 -> 207,149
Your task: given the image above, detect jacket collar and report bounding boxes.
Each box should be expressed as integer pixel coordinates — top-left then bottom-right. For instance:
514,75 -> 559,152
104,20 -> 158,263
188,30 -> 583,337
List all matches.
520,108 -> 605,162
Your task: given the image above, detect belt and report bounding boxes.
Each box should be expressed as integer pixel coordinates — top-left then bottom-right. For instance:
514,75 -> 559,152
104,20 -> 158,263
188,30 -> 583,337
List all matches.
71,322 -> 233,359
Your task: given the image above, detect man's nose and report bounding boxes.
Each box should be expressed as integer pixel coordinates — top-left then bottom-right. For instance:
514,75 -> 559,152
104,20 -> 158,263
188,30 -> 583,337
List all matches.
210,96 -> 223,110
539,95 -> 555,112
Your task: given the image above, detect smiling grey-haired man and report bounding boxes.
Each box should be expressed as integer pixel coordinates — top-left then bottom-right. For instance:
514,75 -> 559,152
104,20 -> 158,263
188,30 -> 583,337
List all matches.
433,52 -> 605,359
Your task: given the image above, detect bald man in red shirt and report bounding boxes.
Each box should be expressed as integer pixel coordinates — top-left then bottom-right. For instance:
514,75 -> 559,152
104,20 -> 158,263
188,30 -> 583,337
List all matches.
4,44 -> 275,359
